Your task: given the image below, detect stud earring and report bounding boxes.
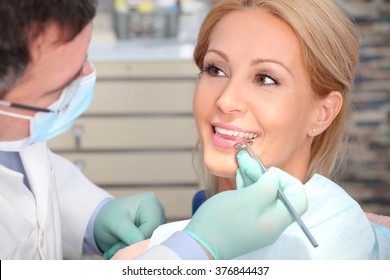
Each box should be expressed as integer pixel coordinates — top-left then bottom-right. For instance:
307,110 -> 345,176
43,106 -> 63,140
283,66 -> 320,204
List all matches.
312,128 -> 316,134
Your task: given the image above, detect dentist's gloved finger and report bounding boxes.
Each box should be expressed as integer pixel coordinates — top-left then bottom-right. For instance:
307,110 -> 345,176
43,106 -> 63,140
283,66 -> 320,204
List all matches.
243,170 -> 280,209
136,201 -> 166,238
110,221 -> 145,246
257,168 -> 308,236
255,199 -> 296,244
236,149 -> 264,190
235,168 -> 245,189
104,241 -> 128,260
256,186 -> 308,242
267,167 -> 308,215
237,150 -> 263,185
267,167 -> 302,191
281,186 -> 308,216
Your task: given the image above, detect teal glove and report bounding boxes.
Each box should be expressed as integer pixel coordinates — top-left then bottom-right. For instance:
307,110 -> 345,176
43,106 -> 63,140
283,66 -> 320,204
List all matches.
94,192 -> 165,259
183,153 -> 308,260
235,150 -> 266,189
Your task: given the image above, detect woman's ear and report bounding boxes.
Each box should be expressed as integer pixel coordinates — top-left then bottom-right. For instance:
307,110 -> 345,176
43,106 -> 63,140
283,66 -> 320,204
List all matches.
309,91 -> 343,137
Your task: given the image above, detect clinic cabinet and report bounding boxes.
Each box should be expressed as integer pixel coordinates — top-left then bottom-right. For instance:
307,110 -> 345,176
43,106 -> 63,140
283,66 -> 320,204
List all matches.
48,59 -> 200,221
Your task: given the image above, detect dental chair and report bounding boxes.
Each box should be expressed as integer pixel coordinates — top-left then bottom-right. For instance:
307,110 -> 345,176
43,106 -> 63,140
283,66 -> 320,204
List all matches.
192,189 -> 207,215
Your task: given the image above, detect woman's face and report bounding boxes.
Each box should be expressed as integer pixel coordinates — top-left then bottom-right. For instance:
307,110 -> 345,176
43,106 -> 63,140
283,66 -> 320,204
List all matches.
193,10 -> 318,187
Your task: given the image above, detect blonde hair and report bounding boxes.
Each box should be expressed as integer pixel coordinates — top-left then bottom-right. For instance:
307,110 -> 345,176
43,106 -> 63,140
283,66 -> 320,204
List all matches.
193,0 -> 360,194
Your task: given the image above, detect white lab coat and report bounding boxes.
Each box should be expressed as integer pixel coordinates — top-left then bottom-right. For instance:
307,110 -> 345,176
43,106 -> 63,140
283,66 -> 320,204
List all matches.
146,174 -> 390,259
0,142 -> 111,259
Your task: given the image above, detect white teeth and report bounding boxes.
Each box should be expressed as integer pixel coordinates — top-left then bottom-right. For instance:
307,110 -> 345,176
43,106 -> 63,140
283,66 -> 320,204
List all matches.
215,126 -> 257,139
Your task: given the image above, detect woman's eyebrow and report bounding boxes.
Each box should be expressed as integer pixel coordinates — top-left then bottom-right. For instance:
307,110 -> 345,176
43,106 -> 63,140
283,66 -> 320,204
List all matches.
206,49 -> 292,75
251,58 -> 292,75
205,49 -> 229,62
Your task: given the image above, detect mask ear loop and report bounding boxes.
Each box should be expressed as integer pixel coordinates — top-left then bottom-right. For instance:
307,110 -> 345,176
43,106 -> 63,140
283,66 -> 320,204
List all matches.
0,108 -> 33,120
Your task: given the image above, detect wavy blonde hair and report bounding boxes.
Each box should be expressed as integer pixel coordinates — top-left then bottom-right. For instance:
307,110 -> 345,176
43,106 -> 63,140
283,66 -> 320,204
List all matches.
192,0 -> 360,194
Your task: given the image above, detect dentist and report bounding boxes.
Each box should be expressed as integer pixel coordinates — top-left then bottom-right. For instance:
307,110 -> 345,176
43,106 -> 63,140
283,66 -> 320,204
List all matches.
0,0 -> 166,260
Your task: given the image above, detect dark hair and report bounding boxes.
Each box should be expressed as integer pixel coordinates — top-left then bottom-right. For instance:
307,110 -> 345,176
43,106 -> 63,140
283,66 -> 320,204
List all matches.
0,0 -> 97,97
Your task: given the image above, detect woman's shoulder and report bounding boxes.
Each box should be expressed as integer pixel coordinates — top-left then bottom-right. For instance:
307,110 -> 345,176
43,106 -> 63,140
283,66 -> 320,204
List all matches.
303,174 -> 368,229
305,174 -> 356,203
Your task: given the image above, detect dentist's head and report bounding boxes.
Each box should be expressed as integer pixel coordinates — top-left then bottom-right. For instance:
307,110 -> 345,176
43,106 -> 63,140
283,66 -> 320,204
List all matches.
0,0 -> 97,143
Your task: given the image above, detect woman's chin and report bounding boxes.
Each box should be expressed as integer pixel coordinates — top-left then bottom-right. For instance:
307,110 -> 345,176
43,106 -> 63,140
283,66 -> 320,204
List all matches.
205,163 -> 236,181
204,150 -> 237,174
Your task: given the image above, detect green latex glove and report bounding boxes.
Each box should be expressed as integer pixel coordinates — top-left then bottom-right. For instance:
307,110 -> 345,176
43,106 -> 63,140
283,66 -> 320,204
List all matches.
183,157 -> 308,259
94,192 -> 165,259
235,150 -> 266,189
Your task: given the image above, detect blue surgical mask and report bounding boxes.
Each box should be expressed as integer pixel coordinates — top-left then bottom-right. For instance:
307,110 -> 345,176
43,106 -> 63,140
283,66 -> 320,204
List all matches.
29,66 -> 96,144
0,64 -> 96,146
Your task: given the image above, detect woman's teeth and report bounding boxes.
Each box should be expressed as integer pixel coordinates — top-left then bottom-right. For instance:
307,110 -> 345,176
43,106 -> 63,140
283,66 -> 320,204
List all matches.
215,126 -> 257,139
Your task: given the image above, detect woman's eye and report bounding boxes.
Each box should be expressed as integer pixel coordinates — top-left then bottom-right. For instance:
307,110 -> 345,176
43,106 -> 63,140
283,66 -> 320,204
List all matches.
256,73 -> 279,86
201,65 -> 226,77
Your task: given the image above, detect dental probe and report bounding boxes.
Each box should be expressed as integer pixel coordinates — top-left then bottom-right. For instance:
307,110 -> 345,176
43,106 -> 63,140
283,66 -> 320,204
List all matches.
234,141 -> 318,248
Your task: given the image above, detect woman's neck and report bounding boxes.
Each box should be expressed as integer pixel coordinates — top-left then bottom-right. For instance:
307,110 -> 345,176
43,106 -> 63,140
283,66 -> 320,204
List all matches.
217,177 -> 236,192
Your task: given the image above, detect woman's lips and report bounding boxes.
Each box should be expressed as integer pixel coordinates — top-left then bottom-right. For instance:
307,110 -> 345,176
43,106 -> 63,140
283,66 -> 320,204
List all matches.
212,124 -> 258,149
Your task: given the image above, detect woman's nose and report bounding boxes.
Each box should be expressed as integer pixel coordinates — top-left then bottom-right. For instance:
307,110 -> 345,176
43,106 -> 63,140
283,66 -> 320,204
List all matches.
216,79 -> 248,115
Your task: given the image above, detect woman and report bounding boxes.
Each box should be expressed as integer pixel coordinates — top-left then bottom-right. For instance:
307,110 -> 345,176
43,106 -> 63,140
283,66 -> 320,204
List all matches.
113,0 -> 390,259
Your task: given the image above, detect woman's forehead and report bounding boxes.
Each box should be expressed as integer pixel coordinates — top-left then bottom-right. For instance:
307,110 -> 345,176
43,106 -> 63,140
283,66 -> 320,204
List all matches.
207,10 -> 304,75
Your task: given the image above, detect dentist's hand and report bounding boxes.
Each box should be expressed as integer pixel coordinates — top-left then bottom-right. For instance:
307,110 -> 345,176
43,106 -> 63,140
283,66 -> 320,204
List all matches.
235,149 -> 266,188
183,151 -> 308,260
94,192 -> 165,259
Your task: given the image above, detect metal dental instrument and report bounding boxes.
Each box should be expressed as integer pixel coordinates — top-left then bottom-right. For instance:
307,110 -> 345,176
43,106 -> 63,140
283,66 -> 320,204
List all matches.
234,140 -> 318,248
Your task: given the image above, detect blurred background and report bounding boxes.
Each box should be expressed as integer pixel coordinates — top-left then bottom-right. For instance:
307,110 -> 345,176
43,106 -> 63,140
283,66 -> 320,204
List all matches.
48,0 -> 390,221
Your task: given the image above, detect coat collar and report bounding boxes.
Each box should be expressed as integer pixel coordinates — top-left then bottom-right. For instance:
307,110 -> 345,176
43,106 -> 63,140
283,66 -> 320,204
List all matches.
19,142 -> 52,227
